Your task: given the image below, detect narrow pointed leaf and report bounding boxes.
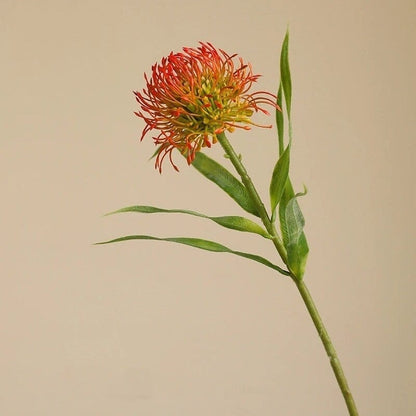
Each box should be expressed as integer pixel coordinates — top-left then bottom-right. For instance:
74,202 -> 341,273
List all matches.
281,188 -> 309,280
211,216 -> 269,237
191,152 -> 259,217
107,205 -> 270,238
276,83 -> 284,155
269,144 -> 290,219
96,235 -> 290,276
287,232 -> 308,280
285,188 -> 307,243
279,179 -> 295,245
280,30 -> 292,119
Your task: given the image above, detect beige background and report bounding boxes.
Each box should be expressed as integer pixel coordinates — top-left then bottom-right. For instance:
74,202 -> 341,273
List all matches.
1,0 -> 415,415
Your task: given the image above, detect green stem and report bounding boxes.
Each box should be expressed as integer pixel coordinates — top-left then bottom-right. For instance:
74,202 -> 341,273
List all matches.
295,280 -> 359,416
216,132 -> 288,265
216,131 -> 359,416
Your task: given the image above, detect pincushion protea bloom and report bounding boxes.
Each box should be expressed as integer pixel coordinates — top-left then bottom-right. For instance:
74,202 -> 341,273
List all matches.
134,42 -> 279,171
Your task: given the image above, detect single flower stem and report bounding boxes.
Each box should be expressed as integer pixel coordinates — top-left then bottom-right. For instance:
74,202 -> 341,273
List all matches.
216,132 -> 288,265
216,131 -> 359,416
295,279 -> 359,415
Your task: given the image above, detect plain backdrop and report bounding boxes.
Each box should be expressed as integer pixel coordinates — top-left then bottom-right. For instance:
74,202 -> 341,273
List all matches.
1,0 -> 415,415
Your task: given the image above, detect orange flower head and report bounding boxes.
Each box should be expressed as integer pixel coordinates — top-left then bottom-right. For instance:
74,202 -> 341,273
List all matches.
134,42 -> 279,171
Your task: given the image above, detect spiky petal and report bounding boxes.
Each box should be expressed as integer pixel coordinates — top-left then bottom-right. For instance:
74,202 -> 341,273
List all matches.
134,42 -> 279,171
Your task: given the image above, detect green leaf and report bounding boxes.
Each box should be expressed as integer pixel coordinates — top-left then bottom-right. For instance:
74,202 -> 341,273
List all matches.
210,216 -> 269,237
269,144 -> 290,220
281,187 -> 309,280
279,180 -> 295,245
274,30 -> 307,279
285,188 -> 307,243
96,235 -> 290,276
191,152 -> 259,217
280,30 -> 292,120
107,205 -> 270,238
276,83 -> 284,155
287,232 -> 308,280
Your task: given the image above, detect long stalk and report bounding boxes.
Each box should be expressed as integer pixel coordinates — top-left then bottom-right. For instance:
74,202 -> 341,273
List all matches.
216,132 -> 359,416
216,133 -> 288,264
295,280 -> 359,415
